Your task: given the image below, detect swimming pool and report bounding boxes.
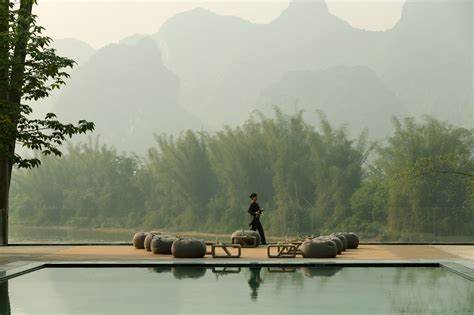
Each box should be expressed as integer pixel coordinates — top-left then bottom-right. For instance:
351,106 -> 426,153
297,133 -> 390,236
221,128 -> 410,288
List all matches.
1,265 -> 473,314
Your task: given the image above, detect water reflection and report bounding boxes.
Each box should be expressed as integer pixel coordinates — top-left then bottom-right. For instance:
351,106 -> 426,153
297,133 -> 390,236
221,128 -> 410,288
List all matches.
5,266 -> 473,314
211,267 -> 241,279
172,266 -> 206,279
148,266 -> 208,279
301,266 -> 342,278
388,267 -> 474,314
0,280 -> 11,315
267,267 -> 297,273
147,266 -> 172,274
248,267 -> 263,301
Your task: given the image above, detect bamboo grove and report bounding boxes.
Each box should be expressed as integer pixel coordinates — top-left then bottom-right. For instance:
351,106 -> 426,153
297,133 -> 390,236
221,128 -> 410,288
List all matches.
10,111 -> 474,241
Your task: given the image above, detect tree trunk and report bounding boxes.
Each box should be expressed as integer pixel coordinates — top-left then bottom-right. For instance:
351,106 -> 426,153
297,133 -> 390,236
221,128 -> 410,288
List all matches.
0,0 -> 34,245
9,0 -> 33,105
0,0 -> 10,246
0,159 -> 9,245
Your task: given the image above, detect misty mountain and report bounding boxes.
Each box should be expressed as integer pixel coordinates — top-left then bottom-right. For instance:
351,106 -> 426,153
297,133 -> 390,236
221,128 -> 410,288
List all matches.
156,1 -> 364,126
53,38 -> 95,66
367,0 -> 472,125
49,0 -> 471,150
28,38 -> 96,119
258,65 -> 405,138
156,0 -> 472,130
53,38 -> 201,152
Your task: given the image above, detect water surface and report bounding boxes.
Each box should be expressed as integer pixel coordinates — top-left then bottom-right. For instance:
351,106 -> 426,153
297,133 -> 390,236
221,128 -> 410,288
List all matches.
2,266 -> 472,314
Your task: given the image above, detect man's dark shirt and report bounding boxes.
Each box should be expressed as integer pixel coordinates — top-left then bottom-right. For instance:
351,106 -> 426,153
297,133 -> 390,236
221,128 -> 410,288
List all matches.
248,202 -> 261,218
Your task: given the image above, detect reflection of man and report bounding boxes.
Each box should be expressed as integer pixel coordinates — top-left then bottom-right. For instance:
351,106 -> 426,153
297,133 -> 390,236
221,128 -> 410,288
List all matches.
248,267 -> 263,301
0,281 -> 11,315
248,193 -> 267,245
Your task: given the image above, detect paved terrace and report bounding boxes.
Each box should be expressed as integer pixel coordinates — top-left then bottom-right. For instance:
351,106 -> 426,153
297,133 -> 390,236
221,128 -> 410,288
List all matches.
0,245 -> 473,269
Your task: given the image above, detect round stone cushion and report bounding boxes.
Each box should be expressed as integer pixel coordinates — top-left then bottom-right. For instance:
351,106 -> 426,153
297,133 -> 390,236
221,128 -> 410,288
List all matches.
343,232 -> 359,249
171,238 -> 207,258
300,239 -> 338,258
330,233 -> 348,251
231,230 -> 261,246
319,236 -> 343,254
151,235 -> 177,254
132,232 -> 146,249
144,232 -> 157,252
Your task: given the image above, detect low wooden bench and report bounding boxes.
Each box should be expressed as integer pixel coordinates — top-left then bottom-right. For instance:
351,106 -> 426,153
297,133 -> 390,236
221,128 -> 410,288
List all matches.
205,241 -> 214,255
211,243 -> 242,258
267,244 -> 299,258
231,235 -> 258,248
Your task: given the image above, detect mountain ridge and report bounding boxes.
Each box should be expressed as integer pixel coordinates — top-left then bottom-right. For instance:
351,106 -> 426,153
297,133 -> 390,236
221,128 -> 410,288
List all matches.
46,0 -> 471,151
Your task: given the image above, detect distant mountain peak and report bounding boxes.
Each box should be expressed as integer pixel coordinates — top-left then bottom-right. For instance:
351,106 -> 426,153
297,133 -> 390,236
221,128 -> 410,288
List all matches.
52,38 -> 95,66
119,33 -> 149,46
279,0 -> 329,18
271,0 -> 348,29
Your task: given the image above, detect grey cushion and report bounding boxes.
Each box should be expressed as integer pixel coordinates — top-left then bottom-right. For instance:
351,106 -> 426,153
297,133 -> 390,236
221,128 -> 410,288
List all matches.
316,236 -> 343,254
144,233 -> 156,252
231,230 -> 261,246
132,232 -> 146,249
300,239 -> 338,258
171,238 -> 207,258
343,232 -> 359,249
151,235 -> 177,254
330,233 -> 348,251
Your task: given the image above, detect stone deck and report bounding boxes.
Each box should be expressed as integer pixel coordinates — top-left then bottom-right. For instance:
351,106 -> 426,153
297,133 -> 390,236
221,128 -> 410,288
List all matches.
1,244 -> 472,267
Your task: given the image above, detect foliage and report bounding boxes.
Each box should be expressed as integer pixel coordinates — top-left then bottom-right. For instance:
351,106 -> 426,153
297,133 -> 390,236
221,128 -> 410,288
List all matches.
0,0 -> 94,169
9,113 -> 474,241
11,140 -> 144,227
376,117 -> 473,240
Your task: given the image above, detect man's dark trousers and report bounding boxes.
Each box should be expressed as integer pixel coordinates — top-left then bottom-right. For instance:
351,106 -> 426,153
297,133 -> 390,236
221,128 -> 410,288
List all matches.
250,218 -> 267,245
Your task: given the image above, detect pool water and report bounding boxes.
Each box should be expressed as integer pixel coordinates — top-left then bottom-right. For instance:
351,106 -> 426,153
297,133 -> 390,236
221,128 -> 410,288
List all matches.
1,266 -> 472,314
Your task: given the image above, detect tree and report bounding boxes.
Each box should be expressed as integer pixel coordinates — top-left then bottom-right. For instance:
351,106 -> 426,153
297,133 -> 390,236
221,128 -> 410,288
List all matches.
144,131 -> 217,230
377,117 -> 473,240
0,0 -> 94,245
11,140 -> 143,227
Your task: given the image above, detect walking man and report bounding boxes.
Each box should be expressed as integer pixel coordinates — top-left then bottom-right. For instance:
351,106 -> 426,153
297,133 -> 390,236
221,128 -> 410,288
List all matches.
248,193 -> 267,245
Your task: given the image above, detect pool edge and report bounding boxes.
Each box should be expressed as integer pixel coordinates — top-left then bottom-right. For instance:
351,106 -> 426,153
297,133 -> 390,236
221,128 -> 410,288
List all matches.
2,259 -> 472,282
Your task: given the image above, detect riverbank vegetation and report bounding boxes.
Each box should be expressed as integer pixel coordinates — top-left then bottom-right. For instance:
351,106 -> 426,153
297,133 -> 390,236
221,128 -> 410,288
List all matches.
10,111 -> 474,241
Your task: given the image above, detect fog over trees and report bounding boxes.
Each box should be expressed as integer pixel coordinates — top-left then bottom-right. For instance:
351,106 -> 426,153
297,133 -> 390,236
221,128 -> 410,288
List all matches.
10,111 -> 474,241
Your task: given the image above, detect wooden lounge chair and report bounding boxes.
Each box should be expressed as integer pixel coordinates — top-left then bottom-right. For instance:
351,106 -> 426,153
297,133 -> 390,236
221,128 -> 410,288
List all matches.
211,243 -> 242,258
205,241 -> 214,255
267,243 -> 299,258
267,241 -> 302,258
206,241 -> 242,258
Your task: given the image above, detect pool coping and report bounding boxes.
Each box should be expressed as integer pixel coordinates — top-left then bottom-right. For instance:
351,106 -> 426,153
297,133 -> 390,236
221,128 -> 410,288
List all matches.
4,242 -> 474,246
1,259 -> 473,283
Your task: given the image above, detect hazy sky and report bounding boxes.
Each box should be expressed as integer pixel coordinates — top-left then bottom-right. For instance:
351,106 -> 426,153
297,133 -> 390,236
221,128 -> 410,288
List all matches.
37,0 -> 406,48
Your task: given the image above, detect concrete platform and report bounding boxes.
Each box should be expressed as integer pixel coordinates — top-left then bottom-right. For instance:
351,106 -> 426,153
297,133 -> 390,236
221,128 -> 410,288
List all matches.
1,244 -> 472,267
1,244 -> 473,283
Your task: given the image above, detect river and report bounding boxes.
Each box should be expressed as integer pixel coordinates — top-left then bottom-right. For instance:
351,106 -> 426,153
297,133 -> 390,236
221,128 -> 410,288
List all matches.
8,225 -> 233,244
